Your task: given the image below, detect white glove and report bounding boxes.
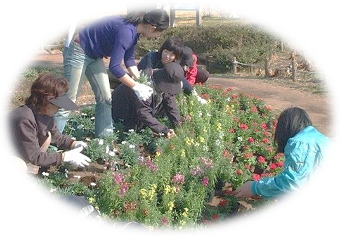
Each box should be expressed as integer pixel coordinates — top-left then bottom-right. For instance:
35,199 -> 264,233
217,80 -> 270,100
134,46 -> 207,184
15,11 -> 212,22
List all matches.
132,83 -> 153,101
192,90 -> 207,104
64,147 -> 91,167
73,141 -> 87,151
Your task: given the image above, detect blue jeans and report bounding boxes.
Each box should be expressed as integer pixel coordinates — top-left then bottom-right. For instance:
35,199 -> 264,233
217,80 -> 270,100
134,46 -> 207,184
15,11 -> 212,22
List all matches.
54,40 -> 113,138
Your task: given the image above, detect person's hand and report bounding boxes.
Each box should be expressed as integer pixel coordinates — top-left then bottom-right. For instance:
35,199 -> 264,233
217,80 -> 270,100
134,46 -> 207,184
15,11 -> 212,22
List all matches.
197,96 -> 207,104
132,83 -> 153,101
73,141 -> 87,151
232,181 -> 255,198
166,129 -> 176,139
64,147 -> 91,167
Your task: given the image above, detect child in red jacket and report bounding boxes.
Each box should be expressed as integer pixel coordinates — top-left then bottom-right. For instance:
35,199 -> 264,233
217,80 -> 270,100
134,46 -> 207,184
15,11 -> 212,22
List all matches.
180,46 -> 210,86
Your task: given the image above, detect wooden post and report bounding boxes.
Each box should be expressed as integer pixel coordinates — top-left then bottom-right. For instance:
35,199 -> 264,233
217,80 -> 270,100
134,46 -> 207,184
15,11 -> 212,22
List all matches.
170,8 -> 176,27
232,57 -> 237,74
265,58 -> 270,78
196,6 -> 202,26
291,52 -> 297,82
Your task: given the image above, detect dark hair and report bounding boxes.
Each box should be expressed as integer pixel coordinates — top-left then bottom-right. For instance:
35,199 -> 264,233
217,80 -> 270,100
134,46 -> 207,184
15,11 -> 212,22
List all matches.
274,107 -> 312,153
25,73 -> 69,112
157,37 -> 184,61
124,9 -> 169,31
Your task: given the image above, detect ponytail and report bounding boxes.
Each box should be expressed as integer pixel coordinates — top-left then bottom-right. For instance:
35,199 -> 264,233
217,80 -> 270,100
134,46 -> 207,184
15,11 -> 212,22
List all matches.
124,9 -> 169,31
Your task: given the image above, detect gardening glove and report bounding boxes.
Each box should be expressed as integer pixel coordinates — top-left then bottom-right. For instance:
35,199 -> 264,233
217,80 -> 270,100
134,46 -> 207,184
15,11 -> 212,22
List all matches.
73,141 -> 88,151
192,89 -> 207,104
64,146 -> 91,167
132,82 -> 153,101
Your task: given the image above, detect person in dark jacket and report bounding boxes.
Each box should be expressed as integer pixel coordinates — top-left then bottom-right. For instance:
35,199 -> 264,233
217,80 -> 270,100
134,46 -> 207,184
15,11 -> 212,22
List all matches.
137,37 -> 207,104
9,73 -> 91,175
112,62 -> 183,138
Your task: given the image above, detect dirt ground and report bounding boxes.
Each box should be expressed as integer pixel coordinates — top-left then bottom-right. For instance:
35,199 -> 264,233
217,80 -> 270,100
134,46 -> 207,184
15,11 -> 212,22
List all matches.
32,50 -> 332,138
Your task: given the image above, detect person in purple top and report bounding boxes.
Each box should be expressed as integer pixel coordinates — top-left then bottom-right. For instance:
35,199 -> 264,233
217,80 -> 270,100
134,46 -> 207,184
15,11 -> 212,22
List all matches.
54,9 -> 169,138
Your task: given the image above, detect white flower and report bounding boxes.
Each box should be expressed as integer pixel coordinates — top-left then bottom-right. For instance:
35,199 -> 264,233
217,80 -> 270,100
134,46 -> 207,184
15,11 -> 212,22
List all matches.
237,137 -> 243,141
128,129 -> 134,133
42,172 -> 49,177
129,144 -> 135,149
77,124 -> 84,129
90,183 -> 96,187
98,139 -> 104,145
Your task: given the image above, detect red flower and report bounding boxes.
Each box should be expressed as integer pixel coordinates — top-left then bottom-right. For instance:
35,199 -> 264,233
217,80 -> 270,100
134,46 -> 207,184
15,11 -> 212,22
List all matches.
240,123 -> 249,130
270,163 -> 277,170
253,174 -> 261,181
277,161 -> 284,167
236,169 -> 243,175
262,138 -> 270,144
212,214 -> 220,221
219,199 -> 228,207
248,137 -> 255,143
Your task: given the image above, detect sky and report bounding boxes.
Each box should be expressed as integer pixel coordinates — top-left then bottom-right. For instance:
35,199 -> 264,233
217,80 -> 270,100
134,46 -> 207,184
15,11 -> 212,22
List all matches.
1,1 -> 341,235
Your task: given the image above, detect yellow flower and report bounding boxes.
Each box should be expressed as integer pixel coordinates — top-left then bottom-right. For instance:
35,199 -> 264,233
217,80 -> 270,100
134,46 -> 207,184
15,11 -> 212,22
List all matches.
199,136 -> 205,143
216,122 -> 222,131
168,201 -> 174,212
182,208 -> 189,217
88,197 -> 95,204
140,188 -> 147,199
180,149 -> 186,158
164,185 -> 172,194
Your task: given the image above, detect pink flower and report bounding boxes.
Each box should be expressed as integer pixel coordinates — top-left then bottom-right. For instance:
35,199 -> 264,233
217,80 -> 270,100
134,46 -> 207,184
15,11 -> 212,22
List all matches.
161,217 -> 169,226
248,137 -> 255,143
202,177 -> 209,186
258,156 -> 266,163
172,173 -> 185,185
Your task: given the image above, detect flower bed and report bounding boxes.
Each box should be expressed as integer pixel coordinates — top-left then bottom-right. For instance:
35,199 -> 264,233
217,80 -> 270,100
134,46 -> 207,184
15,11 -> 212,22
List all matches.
38,84 -> 284,229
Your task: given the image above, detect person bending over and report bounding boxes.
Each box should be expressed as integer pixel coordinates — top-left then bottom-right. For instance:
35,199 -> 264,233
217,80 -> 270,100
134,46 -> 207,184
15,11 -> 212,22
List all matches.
112,62 -> 184,139
9,73 -> 91,175
232,107 -> 331,199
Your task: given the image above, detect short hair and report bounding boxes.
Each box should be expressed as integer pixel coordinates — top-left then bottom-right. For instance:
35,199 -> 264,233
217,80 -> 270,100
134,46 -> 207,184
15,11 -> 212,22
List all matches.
25,73 -> 69,112
157,37 -> 185,61
274,106 -> 313,153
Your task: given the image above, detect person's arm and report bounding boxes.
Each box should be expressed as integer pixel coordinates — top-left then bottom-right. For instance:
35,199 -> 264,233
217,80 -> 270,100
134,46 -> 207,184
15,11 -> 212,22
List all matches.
234,141 -> 311,198
14,118 -> 64,167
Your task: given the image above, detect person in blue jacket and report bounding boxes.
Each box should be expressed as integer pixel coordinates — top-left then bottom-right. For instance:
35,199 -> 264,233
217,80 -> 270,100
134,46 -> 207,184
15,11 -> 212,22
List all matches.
54,9 -> 169,138
232,106 -> 331,198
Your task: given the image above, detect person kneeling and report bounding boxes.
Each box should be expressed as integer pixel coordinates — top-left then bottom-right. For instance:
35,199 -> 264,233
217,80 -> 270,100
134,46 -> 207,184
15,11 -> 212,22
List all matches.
112,62 -> 184,139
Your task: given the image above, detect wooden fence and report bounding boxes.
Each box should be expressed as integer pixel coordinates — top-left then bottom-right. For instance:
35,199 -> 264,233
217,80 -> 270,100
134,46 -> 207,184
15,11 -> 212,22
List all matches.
231,52 -> 320,82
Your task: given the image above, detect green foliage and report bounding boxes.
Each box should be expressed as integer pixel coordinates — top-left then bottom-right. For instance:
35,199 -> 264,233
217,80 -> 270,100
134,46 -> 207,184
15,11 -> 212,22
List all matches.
39,83 -> 284,228
137,24 -> 282,74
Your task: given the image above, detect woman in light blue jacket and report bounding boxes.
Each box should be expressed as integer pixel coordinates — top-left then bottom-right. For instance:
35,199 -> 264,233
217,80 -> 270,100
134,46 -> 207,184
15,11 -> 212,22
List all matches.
232,106 -> 331,198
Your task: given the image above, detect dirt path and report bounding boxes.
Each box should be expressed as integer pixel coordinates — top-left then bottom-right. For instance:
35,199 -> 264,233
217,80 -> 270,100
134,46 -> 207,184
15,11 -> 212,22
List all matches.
32,51 -> 332,137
